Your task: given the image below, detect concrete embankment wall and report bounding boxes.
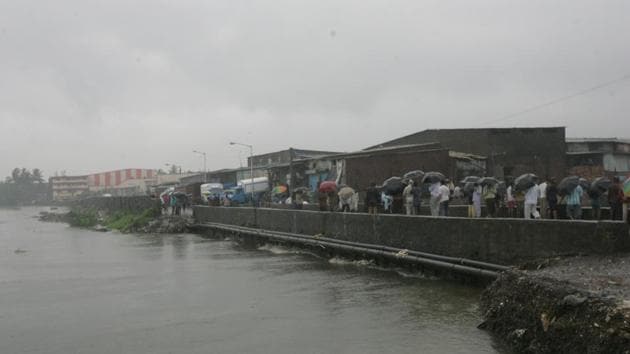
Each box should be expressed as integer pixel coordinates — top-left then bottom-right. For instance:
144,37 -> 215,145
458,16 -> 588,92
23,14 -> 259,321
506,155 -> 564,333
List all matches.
70,196 -> 159,213
194,206 -> 630,265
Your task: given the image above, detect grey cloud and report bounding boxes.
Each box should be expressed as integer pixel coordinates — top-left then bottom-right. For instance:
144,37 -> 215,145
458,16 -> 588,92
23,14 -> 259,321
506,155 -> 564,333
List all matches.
1,0 -> 629,177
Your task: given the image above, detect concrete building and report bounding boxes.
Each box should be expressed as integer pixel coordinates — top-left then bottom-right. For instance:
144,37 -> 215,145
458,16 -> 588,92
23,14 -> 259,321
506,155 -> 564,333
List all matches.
50,169 -> 158,201
566,138 -> 630,179
50,175 -> 89,201
248,148 -> 341,167
281,143 -> 486,193
366,127 -> 566,180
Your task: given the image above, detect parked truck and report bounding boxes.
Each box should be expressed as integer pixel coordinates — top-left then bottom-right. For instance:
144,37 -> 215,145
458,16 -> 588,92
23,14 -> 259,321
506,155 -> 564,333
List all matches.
228,177 -> 269,205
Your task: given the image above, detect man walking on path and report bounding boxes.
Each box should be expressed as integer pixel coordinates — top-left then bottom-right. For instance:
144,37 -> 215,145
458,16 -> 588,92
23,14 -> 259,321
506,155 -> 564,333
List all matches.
566,184 -> 584,220
524,184 -> 540,219
608,177 -> 624,221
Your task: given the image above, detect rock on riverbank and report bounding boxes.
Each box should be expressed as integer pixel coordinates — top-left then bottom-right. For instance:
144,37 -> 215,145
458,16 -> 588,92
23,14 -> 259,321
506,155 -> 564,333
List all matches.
480,255 -> 630,353
138,215 -> 189,234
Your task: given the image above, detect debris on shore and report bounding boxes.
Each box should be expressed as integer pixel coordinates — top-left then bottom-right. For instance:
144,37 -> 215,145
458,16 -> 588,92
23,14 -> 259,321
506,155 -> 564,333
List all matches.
480,256 -> 630,353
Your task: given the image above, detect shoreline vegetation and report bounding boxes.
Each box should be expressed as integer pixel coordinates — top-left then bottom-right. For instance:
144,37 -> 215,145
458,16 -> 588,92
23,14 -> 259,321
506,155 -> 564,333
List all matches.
39,207 -> 187,233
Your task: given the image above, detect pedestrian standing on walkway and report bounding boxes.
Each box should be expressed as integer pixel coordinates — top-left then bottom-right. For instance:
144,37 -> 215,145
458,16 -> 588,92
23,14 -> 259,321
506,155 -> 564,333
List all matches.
566,184 -> 583,220
538,179 -> 548,219
588,187 -> 602,220
524,184 -> 540,219
467,189 -> 475,217
482,183 -> 497,217
608,177 -> 624,220
366,182 -> 380,215
403,181 -> 414,215
429,181 -> 441,216
170,193 -> 177,215
472,183 -> 482,217
412,182 -> 422,215
546,178 -> 559,219
381,191 -> 393,213
505,183 -> 516,218
438,180 -> 450,216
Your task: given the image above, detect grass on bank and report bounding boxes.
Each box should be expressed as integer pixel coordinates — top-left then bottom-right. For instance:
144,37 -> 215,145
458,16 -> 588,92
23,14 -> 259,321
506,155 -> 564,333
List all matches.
66,209 -> 99,228
105,207 -> 160,232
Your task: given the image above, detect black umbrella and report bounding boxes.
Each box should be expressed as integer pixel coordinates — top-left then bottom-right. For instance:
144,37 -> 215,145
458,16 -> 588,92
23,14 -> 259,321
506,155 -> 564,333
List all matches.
514,173 -> 538,192
382,177 -> 404,195
579,178 -> 590,190
422,172 -> 445,184
479,177 -> 500,186
496,181 -> 507,196
172,191 -> 187,198
590,177 -> 612,192
403,170 -> 425,184
558,176 -> 582,195
460,176 -> 480,185
463,182 -> 476,195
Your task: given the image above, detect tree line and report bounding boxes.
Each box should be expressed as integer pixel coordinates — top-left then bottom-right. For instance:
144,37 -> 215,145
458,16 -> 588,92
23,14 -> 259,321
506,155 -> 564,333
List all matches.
1,167 -> 48,206
5,167 -> 45,184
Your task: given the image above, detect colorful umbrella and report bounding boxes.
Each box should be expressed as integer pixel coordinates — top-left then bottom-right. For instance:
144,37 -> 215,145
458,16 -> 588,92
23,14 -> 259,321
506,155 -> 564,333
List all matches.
624,177 -> 630,197
272,185 -> 288,195
318,181 -> 337,193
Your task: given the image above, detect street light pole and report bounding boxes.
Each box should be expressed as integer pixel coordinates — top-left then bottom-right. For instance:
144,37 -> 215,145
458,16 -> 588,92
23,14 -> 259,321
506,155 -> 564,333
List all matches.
229,142 -> 254,204
192,150 -> 207,182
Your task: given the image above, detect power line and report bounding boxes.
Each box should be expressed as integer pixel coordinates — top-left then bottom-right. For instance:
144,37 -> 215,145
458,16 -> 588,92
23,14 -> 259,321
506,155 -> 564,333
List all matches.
478,73 -> 630,126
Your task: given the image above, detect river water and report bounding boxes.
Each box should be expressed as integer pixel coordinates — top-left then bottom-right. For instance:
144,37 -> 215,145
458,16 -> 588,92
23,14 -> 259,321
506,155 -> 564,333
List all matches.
0,207 -> 504,353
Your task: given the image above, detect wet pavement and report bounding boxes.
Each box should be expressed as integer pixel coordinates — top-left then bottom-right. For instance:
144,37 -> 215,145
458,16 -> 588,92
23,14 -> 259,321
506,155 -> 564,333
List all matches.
0,207 -> 504,353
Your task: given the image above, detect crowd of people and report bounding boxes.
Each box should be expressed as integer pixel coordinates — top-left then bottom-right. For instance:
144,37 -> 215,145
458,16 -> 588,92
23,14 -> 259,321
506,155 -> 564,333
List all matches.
211,174 -> 629,223
314,175 -> 629,222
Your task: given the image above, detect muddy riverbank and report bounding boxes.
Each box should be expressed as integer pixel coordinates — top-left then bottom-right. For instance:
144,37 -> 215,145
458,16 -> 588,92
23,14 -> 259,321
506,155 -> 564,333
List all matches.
480,255 -> 630,353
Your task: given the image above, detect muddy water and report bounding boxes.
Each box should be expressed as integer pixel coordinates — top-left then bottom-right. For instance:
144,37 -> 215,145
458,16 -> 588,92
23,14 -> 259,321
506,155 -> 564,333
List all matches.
0,207 -> 504,353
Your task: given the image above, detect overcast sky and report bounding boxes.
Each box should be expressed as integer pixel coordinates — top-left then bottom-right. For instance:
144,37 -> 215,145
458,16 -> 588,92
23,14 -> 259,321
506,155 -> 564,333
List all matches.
1,0 -> 629,178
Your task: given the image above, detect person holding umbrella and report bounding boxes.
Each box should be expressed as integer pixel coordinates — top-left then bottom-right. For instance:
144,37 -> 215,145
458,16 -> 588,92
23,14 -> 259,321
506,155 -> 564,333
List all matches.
566,183 -> 584,220
608,177 -> 625,220
524,183 -> 540,219
546,178 -> 559,219
412,182 -> 422,215
438,179 -> 450,216
365,182 -> 380,215
429,181 -> 441,216
482,181 -> 498,218
505,182 -> 517,218
403,181 -> 414,215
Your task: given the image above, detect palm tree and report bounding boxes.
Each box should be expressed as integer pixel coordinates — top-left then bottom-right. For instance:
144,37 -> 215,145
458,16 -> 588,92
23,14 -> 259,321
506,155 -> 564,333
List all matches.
31,168 -> 44,183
